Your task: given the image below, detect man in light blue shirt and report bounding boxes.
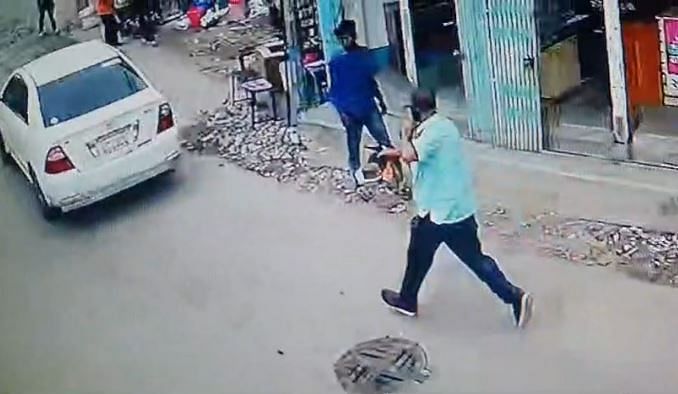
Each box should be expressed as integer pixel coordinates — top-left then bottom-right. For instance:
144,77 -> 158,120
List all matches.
379,89 -> 534,328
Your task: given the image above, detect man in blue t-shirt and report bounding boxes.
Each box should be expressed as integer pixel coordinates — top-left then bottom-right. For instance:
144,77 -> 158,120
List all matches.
328,20 -> 394,186
378,89 -> 534,329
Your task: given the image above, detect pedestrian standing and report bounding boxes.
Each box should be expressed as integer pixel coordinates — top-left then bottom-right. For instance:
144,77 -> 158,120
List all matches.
132,0 -> 157,46
379,89 -> 535,328
97,0 -> 120,46
328,19 -> 393,187
37,0 -> 59,36
148,0 -> 161,22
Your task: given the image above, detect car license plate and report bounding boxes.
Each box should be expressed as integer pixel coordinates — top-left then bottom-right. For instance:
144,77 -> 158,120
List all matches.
89,124 -> 135,157
100,132 -> 131,156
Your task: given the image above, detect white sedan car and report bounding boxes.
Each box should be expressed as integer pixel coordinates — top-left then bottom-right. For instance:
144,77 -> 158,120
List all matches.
0,40 -> 181,220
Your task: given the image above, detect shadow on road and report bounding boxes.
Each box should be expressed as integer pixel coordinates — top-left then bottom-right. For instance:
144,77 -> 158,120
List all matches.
1,161 -> 183,230
59,171 -> 183,228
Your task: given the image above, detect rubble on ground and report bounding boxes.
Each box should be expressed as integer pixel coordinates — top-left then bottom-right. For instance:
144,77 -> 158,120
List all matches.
478,205 -> 678,287
538,219 -> 678,286
181,102 -> 410,214
185,20 -> 280,76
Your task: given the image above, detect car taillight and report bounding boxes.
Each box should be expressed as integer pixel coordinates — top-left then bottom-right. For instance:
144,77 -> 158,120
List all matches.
45,146 -> 75,175
158,103 -> 174,134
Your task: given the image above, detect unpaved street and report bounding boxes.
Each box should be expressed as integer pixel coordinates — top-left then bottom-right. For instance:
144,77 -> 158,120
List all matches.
2,31 -> 678,394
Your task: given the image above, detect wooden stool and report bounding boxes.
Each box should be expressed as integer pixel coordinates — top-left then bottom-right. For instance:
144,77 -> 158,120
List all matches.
241,78 -> 278,126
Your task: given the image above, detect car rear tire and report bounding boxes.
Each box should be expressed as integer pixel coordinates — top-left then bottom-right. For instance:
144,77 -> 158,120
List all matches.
29,169 -> 62,221
0,133 -> 11,165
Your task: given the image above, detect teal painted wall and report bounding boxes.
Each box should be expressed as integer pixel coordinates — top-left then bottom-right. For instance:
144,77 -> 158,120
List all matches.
370,46 -> 390,71
317,0 -> 343,61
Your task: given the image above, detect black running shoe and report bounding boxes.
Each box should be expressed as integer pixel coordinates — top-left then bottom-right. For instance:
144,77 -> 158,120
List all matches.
381,289 -> 417,317
512,291 -> 534,328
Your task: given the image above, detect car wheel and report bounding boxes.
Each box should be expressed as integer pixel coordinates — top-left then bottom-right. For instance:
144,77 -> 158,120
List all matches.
29,169 -> 61,221
0,132 -> 11,165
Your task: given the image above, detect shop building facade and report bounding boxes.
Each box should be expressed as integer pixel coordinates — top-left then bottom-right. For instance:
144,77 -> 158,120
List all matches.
328,0 -> 678,168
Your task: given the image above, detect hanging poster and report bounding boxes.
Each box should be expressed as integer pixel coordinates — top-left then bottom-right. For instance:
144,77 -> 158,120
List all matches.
659,16 -> 678,106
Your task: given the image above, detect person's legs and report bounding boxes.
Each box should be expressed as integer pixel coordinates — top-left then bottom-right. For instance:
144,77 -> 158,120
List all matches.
442,216 -> 521,304
37,1 -> 46,34
339,112 -> 364,173
364,110 -> 393,149
101,15 -> 111,44
149,0 -> 160,15
176,0 -> 191,14
381,215 -> 443,316
45,1 -> 57,32
398,215 -> 443,306
101,15 -> 120,45
442,215 -> 534,327
138,12 -> 156,43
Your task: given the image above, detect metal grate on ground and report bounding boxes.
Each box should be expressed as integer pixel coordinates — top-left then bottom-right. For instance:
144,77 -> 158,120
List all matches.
334,336 -> 431,394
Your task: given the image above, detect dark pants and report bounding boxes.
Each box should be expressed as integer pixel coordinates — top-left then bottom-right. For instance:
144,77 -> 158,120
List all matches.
132,0 -> 156,41
101,14 -> 120,46
339,109 -> 393,171
37,0 -> 57,32
178,0 -> 191,13
399,215 -> 522,307
149,0 -> 161,14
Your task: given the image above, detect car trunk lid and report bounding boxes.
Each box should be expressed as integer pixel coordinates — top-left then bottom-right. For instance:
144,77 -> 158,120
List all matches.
46,89 -> 163,172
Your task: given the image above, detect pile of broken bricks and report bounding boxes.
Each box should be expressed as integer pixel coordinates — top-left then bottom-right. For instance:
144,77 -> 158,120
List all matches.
539,219 -> 678,286
186,22 -> 280,76
181,102 -> 409,214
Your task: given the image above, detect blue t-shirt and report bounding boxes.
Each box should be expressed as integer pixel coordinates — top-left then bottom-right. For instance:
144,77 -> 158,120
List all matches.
411,114 -> 476,224
328,47 -> 379,118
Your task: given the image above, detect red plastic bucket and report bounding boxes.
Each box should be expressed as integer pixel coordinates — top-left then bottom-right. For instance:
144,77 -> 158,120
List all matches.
187,6 -> 205,29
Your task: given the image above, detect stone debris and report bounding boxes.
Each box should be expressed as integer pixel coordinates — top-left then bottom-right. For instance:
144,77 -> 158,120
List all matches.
183,102 -> 410,214
539,219 -> 678,286
186,21 -> 280,76
481,204 -> 511,228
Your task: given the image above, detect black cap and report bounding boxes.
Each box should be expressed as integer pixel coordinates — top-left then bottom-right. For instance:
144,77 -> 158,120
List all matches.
409,88 -> 437,112
334,20 -> 357,38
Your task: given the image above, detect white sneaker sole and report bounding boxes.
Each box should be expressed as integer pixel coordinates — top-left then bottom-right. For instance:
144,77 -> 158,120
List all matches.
517,293 -> 535,328
387,305 -> 417,318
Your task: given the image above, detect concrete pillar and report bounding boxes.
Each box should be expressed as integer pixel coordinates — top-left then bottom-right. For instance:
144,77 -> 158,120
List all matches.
603,0 -> 631,143
398,0 -> 417,85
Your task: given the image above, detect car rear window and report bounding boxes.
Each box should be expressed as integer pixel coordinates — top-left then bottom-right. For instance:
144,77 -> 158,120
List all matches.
38,57 -> 148,127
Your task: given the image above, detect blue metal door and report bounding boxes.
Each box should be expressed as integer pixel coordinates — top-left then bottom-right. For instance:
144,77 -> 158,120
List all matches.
486,0 -> 542,151
456,0 -> 494,142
